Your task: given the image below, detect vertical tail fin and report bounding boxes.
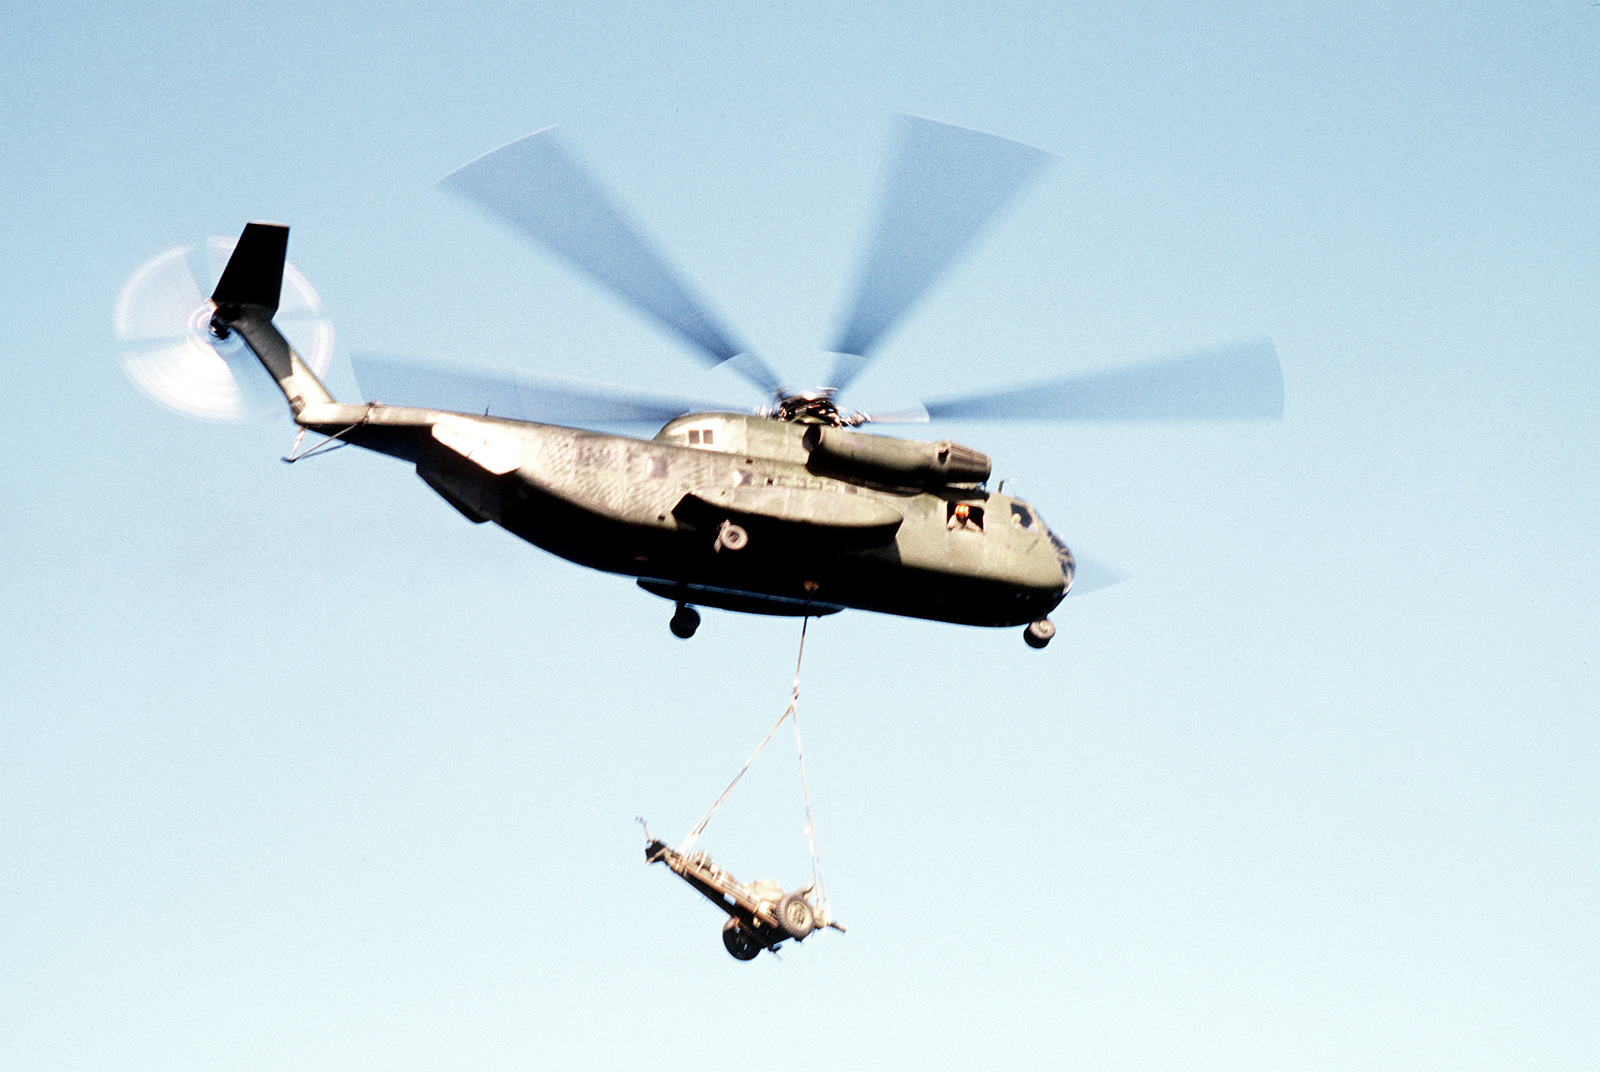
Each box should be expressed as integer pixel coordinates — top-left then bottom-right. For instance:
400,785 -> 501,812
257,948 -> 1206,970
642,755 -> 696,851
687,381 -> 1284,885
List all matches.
209,222 -> 335,418
211,222 -> 289,313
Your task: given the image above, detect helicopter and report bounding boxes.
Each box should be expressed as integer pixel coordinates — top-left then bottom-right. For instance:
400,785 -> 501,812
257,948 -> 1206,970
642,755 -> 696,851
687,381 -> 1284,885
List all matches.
129,119 -> 1283,647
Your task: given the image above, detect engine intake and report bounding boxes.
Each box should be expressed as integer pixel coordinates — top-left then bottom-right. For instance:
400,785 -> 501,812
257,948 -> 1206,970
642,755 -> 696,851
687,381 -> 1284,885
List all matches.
802,425 -> 991,488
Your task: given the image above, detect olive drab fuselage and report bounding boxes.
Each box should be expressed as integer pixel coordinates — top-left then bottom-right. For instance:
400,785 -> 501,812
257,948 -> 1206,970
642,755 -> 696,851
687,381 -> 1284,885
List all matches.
301,403 -> 1073,627
208,221 -> 1072,636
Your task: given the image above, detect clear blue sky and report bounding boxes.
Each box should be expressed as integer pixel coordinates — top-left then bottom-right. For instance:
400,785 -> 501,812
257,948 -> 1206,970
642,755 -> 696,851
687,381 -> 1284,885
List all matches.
3,2 -> 1595,1068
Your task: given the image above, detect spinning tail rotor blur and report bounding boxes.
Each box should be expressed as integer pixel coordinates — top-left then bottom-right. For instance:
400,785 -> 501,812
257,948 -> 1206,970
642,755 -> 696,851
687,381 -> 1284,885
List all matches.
114,236 -> 333,423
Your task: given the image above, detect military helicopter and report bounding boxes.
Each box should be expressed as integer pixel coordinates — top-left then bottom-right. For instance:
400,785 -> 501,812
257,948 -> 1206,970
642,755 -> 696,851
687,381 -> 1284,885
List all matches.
125,119 -> 1282,647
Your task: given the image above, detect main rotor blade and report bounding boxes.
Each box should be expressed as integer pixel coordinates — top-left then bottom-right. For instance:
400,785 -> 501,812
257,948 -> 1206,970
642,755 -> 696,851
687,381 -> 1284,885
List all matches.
1067,553 -> 1130,595
443,128 -> 784,396
352,351 -> 722,427
923,340 -> 1284,423
828,117 -> 1053,392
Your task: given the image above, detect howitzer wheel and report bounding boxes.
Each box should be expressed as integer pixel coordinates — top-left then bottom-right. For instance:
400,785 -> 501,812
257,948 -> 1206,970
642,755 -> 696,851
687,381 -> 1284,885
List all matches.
722,918 -> 761,961
777,895 -> 815,940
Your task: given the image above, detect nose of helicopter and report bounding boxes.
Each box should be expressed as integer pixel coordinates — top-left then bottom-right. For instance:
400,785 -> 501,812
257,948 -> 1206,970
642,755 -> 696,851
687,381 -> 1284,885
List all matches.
1044,526 -> 1075,594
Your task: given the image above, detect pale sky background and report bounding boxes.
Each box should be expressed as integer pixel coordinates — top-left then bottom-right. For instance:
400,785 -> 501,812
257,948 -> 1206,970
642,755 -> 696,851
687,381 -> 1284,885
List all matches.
2,2 -> 1596,1069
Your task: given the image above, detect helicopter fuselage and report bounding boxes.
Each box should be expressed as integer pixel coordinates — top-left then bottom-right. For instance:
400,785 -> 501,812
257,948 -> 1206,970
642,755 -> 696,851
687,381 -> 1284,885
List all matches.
205,222 -> 1072,640
297,402 -> 1073,628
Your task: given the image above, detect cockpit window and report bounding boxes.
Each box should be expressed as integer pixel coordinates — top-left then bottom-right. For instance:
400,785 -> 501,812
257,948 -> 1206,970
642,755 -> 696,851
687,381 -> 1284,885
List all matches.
687,428 -> 715,446
1029,507 -> 1074,588
1010,503 -> 1035,529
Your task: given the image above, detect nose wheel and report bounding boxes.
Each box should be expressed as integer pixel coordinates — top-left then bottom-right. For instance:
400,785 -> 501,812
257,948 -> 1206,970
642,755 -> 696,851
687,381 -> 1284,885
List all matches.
670,603 -> 701,639
1024,618 -> 1055,649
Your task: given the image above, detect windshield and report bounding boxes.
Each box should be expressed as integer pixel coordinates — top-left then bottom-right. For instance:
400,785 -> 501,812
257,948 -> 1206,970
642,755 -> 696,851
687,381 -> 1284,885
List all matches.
1032,507 -> 1075,591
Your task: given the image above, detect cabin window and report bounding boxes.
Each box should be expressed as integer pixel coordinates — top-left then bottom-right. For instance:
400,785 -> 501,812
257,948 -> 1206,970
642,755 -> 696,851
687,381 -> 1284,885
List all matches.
1010,503 -> 1035,529
734,468 -> 753,487
947,502 -> 984,532
649,456 -> 668,479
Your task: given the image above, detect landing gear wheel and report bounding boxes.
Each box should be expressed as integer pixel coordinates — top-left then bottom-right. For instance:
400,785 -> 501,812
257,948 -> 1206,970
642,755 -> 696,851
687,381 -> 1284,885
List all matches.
1024,618 -> 1056,649
715,520 -> 749,552
669,603 -> 701,639
722,917 -> 761,961
776,894 -> 815,940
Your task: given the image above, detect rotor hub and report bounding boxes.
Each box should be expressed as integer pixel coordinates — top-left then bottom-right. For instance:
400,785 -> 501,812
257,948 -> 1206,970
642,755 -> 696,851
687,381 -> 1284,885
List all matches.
196,302 -> 239,346
768,391 -> 864,427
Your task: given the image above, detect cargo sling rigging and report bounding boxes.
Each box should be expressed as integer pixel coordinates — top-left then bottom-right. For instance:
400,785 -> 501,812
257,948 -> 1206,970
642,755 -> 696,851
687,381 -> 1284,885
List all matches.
677,617 -> 829,916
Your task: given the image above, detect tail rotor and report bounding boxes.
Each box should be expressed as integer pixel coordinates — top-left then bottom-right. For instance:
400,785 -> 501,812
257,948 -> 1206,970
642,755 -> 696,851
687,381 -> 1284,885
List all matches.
114,236 -> 334,422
